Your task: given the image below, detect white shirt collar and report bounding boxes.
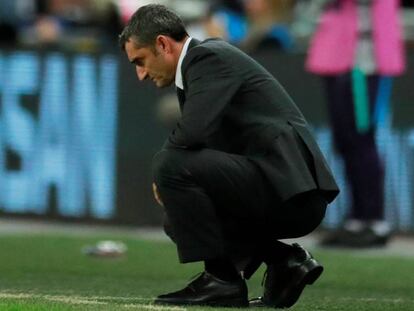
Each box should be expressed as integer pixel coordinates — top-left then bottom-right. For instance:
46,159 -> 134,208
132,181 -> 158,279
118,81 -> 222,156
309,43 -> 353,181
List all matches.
175,37 -> 192,90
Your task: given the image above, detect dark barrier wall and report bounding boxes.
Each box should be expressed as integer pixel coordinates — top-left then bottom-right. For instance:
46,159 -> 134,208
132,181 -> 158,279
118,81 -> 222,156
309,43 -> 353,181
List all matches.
1,49 -> 414,230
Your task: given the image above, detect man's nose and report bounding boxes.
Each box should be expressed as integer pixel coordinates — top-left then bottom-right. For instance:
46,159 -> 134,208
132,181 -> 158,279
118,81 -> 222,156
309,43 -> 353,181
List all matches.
136,67 -> 148,81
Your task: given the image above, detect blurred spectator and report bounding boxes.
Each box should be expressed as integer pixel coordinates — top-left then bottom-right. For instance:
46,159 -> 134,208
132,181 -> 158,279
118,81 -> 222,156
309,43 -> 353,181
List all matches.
306,0 -> 406,247
117,0 -> 166,25
170,0 -> 211,40
290,0 -> 330,51
240,0 -> 296,53
18,0 -> 122,51
0,0 -> 36,45
203,0 -> 248,45
92,0 -> 124,45
401,0 -> 414,48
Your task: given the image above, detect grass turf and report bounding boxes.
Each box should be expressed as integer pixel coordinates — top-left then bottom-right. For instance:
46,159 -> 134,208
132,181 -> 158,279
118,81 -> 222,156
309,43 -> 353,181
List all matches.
0,232 -> 414,311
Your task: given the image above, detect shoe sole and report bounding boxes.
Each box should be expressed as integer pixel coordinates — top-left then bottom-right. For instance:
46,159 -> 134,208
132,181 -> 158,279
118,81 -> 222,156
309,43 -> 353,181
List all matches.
281,259 -> 324,308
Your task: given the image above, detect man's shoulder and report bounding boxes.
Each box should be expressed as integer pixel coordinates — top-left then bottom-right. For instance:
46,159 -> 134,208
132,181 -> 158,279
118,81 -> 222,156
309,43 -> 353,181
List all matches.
183,38 -> 246,68
189,38 -> 239,55
197,37 -> 231,48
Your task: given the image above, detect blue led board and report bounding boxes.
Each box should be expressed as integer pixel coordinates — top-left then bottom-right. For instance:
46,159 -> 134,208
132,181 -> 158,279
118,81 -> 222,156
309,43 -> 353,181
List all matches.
0,52 -> 118,219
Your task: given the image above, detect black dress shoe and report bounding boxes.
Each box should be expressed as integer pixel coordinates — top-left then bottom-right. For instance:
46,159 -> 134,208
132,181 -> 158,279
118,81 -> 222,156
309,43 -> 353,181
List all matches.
154,271 -> 248,307
250,243 -> 323,308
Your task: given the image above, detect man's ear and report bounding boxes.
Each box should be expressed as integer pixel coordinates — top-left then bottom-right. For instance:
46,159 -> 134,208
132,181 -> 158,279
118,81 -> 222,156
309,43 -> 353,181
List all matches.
156,35 -> 172,54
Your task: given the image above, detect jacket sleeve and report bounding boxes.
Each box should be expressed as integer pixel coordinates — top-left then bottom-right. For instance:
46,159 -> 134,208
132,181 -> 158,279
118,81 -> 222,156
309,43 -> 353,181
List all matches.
164,48 -> 242,149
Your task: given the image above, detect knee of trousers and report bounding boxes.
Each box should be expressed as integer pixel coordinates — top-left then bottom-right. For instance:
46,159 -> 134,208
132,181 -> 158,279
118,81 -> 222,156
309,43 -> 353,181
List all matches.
152,149 -> 192,186
300,196 -> 328,236
279,191 -> 328,238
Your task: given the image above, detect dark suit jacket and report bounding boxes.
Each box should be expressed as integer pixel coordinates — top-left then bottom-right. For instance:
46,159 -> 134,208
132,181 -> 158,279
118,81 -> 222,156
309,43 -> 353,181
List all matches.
164,38 -> 339,203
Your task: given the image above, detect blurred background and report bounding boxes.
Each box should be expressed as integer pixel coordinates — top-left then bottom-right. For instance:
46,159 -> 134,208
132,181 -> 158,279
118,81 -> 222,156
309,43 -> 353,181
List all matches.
1,0 -> 414,234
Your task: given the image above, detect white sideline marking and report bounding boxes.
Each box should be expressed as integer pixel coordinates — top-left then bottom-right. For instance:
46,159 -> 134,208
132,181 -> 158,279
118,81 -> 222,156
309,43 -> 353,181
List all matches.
2,292 -> 413,309
44,297 -> 107,305
0,293 -> 107,305
82,295 -> 152,301
332,297 -> 414,304
0,292 -> 186,310
0,293 -> 32,299
0,293 -> 150,301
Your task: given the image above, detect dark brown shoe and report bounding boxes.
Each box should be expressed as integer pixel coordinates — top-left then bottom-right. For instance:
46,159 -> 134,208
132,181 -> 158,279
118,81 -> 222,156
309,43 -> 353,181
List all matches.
154,271 -> 248,307
250,243 -> 323,308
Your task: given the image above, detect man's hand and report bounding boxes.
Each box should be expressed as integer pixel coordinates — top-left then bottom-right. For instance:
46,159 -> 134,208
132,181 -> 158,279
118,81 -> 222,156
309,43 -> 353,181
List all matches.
152,182 -> 164,206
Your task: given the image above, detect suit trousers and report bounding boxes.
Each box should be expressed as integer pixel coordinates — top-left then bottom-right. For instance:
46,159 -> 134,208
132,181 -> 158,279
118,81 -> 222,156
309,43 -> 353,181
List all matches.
152,148 -> 327,263
324,74 -> 384,220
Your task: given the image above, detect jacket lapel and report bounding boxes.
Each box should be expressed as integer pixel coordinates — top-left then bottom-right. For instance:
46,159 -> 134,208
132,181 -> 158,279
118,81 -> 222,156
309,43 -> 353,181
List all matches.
181,38 -> 200,91
176,38 -> 201,108
176,87 -> 186,109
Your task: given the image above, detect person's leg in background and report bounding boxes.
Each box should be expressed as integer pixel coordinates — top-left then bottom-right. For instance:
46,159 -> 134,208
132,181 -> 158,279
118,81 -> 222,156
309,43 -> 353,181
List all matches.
321,73 -> 390,247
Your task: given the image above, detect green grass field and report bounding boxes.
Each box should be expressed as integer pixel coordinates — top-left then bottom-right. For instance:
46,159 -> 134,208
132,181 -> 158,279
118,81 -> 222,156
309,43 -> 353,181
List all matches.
1,229 -> 414,311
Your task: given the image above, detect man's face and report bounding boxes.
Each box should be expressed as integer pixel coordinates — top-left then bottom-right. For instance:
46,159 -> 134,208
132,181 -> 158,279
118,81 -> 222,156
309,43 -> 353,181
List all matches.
125,38 -> 176,88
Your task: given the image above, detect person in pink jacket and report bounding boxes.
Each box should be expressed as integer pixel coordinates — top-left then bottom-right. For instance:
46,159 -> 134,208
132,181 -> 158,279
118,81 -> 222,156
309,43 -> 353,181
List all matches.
306,0 -> 405,247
